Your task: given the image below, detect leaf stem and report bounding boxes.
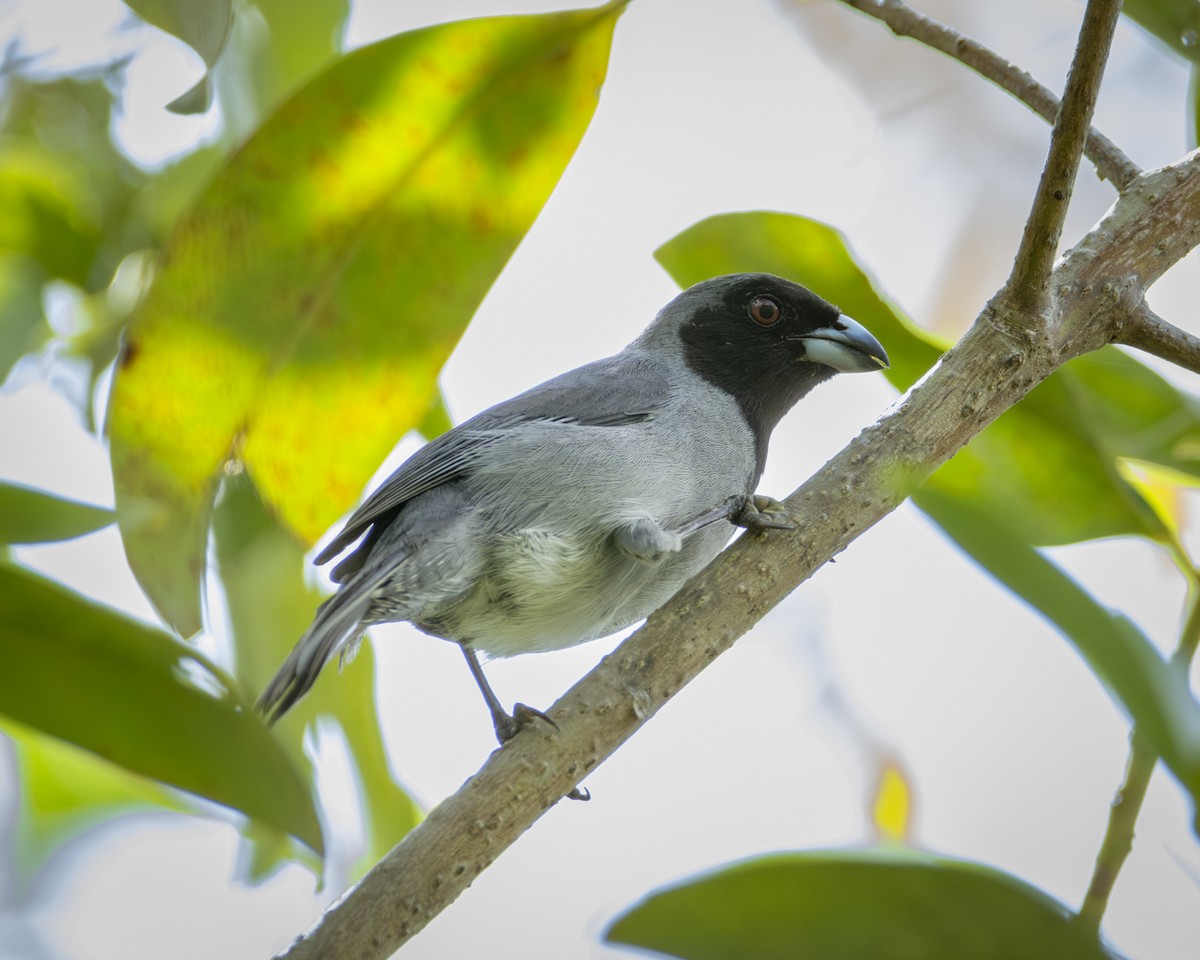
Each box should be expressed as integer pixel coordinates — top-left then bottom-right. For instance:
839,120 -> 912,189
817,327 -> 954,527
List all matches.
1077,573 -> 1200,930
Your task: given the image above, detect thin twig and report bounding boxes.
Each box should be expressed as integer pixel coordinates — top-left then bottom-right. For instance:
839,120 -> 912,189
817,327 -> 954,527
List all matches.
1117,303 -> 1200,376
1008,0 -> 1124,312
1077,578 -> 1200,929
834,0 -> 1140,190
1077,733 -> 1158,930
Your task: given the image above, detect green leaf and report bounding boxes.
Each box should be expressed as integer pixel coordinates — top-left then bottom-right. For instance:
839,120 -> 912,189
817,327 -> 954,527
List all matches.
0,481 -> 114,544
0,254 -> 49,384
249,0 -> 352,109
922,360 -> 1172,547
109,4 -> 626,635
1123,0 -> 1200,64
606,850 -> 1118,960
212,472 -> 420,879
1060,347 -> 1200,478
0,562 -> 323,851
124,0 -> 234,114
915,489 -> 1200,802
2,718 -> 189,886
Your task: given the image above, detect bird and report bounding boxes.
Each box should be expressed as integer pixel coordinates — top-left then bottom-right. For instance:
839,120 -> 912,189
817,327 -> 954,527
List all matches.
258,273 -> 888,746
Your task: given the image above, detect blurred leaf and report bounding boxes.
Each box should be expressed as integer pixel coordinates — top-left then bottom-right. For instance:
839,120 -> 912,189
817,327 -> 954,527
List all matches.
870,759 -> 912,844
1063,346 -> 1200,477
0,481 -> 114,544
250,0 -> 350,107
109,5 -> 626,635
0,254 -> 49,383
922,362 -> 1172,547
656,211 -> 945,393
2,717 -> 189,886
213,472 -> 420,880
0,142 -> 101,286
0,74 -> 150,293
1118,459 -> 1200,556
915,488 -> 1200,803
1193,63 -> 1200,148
1123,0 -> 1200,64
0,562 -> 323,851
124,0 -> 234,113
606,850 -> 1118,960
418,389 -> 455,441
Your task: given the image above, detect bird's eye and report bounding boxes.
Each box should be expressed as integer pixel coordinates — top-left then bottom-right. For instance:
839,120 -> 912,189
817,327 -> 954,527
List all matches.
749,296 -> 781,326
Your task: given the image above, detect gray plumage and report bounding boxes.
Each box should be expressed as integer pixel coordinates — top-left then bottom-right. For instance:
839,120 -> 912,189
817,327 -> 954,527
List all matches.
259,273 -> 888,726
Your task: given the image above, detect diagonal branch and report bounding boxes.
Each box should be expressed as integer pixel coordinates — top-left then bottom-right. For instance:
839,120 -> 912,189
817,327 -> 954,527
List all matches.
1116,303 -> 1200,376
272,150 -> 1200,960
835,0 -> 1140,190
1007,0 -> 1124,313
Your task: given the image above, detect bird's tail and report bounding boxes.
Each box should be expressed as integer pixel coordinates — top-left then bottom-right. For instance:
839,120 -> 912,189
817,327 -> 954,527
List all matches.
257,565 -> 393,724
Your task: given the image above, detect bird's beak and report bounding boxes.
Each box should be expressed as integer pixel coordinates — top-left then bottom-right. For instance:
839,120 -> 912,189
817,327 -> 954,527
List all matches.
800,314 -> 889,373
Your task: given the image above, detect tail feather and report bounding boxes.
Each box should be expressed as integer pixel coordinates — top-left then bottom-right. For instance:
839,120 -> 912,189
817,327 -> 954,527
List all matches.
257,566 -> 393,724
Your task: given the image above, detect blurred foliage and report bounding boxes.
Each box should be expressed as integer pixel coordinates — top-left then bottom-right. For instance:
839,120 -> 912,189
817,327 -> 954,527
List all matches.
1123,0 -> 1200,63
869,758 -> 913,844
606,851 -> 1120,960
0,562 -> 321,850
124,0 -> 234,113
0,480 -> 113,544
213,472 -> 420,880
2,717 -> 190,888
0,0 -> 622,889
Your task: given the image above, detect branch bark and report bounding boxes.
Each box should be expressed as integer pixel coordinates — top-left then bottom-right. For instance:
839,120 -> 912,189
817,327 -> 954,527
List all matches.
1116,304 -> 1200,375
835,0 -> 1141,190
274,148 -> 1200,960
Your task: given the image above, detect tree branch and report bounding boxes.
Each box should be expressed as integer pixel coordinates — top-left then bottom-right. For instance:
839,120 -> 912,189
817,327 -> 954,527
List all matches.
835,0 -> 1140,190
1007,0 -> 1123,313
1116,303 -> 1200,376
272,150 -> 1200,960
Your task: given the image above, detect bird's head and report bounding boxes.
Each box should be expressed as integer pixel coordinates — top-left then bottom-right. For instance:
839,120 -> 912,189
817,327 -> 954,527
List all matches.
640,272 -> 889,446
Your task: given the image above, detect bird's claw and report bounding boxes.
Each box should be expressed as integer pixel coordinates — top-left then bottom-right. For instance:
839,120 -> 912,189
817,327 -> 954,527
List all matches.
492,701 -> 558,744
731,494 -> 797,532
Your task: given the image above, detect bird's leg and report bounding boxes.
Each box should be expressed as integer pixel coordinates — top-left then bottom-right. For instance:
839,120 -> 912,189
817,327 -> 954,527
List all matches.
460,644 -> 551,742
459,645 -> 590,801
675,494 -> 797,538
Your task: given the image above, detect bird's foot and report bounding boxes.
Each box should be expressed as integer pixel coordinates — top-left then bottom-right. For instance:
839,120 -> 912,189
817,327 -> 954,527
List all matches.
492,701 -> 558,744
731,494 -> 797,532
490,705 -> 590,801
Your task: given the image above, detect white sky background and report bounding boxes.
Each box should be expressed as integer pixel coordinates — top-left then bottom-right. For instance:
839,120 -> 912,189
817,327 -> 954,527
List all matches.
1,0 -> 1199,958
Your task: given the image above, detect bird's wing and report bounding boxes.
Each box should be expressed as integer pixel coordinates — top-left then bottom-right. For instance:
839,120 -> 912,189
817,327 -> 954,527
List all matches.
314,352 -> 670,568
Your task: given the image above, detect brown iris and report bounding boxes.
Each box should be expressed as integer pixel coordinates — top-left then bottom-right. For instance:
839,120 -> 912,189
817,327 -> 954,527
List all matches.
749,296 -> 781,326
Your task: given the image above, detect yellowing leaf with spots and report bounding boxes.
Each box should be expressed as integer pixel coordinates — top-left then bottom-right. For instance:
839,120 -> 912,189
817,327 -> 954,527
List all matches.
109,5 -> 625,634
